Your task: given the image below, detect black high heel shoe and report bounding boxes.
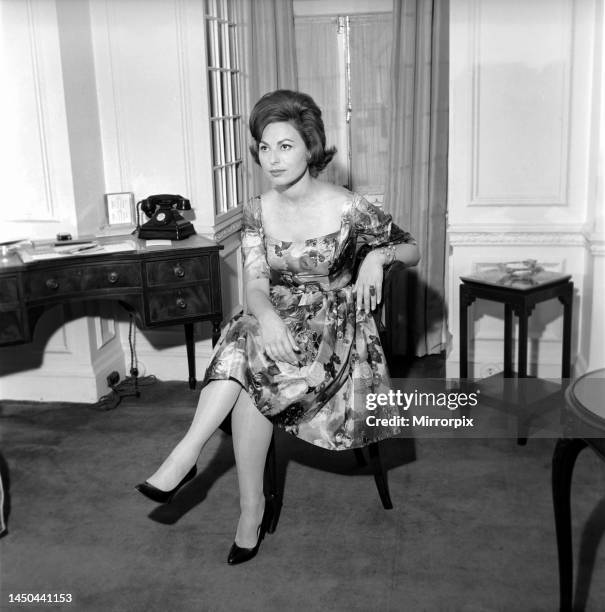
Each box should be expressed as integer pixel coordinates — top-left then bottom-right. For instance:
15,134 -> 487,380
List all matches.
135,465 -> 197,504
227,497 -> 276,565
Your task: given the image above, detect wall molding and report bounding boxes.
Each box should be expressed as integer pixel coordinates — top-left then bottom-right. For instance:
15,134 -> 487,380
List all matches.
589,235 -> 605,256
25,0 -> 54,219
214,217 -> 242,242
448,229 -> 586,247
468,0 -> 573,207
175,0 -> 194,200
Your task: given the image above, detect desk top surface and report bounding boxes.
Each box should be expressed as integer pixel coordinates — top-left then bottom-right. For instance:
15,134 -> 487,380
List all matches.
0,234 -> 221,273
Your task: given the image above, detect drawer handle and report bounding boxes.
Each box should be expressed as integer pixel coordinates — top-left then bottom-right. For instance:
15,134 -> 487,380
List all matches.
108,271 -> 119,284
174,264 -> 185,278
46,278 -> 59,291
176,296 -> 187,310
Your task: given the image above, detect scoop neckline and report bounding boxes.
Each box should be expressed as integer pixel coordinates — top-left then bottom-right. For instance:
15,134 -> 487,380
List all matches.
257,193 -> 355,244
264,227 -> 342,244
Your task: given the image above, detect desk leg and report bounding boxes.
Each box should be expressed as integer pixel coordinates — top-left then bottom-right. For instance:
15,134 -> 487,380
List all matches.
504,303 -> 513,378
184,323 -> 196,390
559,284 -> 573,379
552,438 -> 587,612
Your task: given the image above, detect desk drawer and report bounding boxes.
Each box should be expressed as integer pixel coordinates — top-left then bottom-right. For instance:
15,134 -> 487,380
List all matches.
26,268 -> 83,299
147,285 -> 213,323
145,256 -> 210,287
81,263 -> 141,291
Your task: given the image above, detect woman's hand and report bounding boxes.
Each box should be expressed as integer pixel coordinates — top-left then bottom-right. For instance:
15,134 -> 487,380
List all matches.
258,311 -> 301,365
355,251 -> 384,314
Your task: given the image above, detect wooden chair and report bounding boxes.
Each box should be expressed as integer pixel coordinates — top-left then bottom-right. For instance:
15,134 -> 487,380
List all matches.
264,261 -> 408,533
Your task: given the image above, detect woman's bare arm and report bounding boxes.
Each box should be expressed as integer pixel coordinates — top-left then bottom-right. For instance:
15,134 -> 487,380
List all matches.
246,277 -> 300,365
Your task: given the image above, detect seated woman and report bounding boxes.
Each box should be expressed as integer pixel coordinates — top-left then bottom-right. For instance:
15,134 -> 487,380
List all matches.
136,89 -> 420,564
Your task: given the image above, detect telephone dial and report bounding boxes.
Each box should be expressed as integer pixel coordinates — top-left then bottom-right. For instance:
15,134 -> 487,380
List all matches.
137,194 -> 196,240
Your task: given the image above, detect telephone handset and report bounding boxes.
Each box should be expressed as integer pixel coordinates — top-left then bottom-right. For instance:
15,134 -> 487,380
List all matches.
137,194 -> 196,240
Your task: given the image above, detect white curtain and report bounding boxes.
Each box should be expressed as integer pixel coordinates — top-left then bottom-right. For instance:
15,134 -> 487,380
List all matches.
349,14 -> 393,195
245,0 -> 298,194
294,17 -> 346,187
295,15 -> 394,194
385,0 -> 449,357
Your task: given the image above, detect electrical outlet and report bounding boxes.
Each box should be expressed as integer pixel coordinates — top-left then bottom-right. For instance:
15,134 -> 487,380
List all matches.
106,371 -> 120,387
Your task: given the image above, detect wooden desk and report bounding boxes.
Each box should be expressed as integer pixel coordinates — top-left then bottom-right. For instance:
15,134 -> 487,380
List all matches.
0,235 -> 223,389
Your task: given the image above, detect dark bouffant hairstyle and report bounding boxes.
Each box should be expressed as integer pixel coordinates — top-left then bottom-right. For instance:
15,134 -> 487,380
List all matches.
249,89 -> 337,178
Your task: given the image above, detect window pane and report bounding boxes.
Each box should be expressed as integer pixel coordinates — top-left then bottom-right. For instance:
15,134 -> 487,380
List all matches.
229,24 -> 237,66
206,18 -> 216,67
219,22 -> 228,68
225,164 -> 234,209
221,71 -> 232,116
209,0 -> 218,17
210,70 -> 222,116
231,73 -> 239,115
236,163 -> 243,205
212,121 -> 223,166
217,0 -> 227,21
233,117 -> 241,160
214,167 -> 227,214
224,119 -> 234,163
212,19 -> 220,69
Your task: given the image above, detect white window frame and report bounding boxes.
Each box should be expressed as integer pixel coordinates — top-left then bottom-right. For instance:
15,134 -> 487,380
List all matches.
204,0 -> 246,219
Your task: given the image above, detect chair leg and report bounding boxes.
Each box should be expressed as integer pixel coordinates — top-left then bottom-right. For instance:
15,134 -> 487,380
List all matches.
264,431 -> 282,533
368,442 -> 393,510
353,448 -> 367,467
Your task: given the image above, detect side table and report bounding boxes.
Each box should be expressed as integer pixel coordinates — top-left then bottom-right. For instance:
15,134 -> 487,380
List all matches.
459,269 -> 573,379
552,369 -> 605,611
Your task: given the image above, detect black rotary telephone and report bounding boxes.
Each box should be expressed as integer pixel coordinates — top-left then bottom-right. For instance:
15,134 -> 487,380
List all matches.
137,194 -> 196,240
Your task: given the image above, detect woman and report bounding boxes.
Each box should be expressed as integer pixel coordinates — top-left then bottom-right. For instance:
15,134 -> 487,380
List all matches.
136,90 -> 420,564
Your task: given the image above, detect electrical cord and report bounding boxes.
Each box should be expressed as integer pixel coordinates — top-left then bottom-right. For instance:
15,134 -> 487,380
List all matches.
92,374 -> 158,411
91,314 -> 153,411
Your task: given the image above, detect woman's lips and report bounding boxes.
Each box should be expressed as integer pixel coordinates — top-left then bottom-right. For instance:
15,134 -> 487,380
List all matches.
270,169 -> 285,176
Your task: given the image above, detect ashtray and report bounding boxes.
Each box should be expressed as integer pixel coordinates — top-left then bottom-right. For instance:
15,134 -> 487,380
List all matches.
504,259 -> 540,279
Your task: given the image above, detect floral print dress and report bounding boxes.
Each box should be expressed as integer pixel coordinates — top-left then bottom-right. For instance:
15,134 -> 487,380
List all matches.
202,192 -> 416,450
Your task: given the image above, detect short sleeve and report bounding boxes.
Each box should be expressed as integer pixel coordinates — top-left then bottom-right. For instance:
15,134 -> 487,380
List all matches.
242,197 -> 270,281
352,194 -> 416,248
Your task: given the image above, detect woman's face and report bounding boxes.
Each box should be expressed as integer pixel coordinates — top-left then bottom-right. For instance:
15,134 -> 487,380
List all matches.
258,121 -> 309,187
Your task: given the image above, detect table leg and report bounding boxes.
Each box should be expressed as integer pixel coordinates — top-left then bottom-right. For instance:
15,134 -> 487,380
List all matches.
459,284 -> 473,379
517,306 -> 529,379
552,438 -> 587,612
504,303 -> 513,377
559,284 -> 573,379
184,323 -> 196,390
515,305 -> 532,445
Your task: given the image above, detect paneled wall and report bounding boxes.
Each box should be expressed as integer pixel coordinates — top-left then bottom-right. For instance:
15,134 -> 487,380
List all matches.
447,0 -> 604,378
0,0 -> 124,401
0,0 -> 244,400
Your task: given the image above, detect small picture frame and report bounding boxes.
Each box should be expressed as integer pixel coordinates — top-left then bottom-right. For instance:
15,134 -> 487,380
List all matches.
105,192 -> 135,227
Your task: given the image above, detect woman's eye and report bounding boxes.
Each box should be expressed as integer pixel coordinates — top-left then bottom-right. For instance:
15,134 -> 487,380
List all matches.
280,144 -> 291,151
259,145 -> 268,152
